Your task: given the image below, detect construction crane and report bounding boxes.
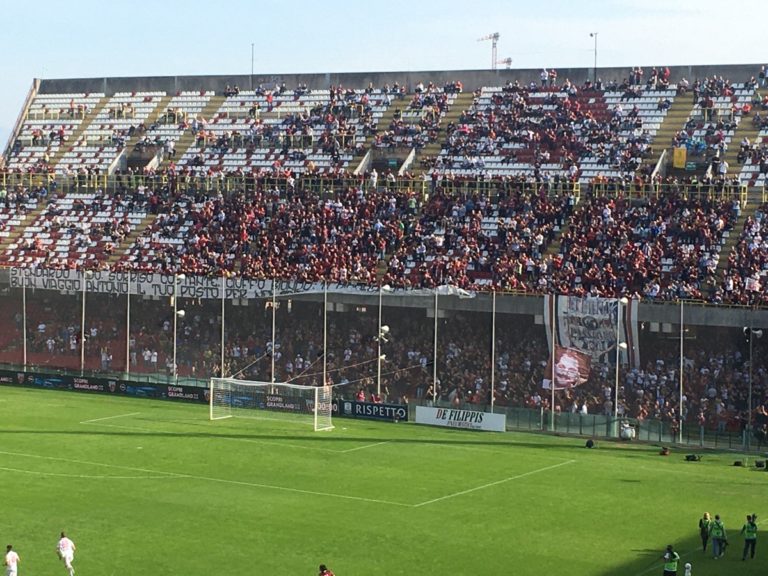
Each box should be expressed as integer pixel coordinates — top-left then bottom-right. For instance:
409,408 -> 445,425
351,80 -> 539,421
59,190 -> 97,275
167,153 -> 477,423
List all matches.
497,58 -> 513,70
478,32 -> 500,70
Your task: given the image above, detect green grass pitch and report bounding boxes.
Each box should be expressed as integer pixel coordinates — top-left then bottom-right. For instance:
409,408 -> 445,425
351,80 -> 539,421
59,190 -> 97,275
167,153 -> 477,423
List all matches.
0,386 -> 765,576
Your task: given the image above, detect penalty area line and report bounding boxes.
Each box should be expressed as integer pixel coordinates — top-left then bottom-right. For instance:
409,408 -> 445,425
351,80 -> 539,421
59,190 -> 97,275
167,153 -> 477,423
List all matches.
0,449 -> 184,477
172,472 -> 412,507
413,459 -> 576,508
339,441 -> 390,453
0,465 -> 177,480
80,412 -> 141,424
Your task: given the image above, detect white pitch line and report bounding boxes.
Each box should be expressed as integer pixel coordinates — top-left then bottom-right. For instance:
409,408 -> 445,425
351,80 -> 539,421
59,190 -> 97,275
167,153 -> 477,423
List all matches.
0,449 -> 410,508
80,412 -> 141,424
339,441 -> 390,453
175,472 -> 412,507
0,466 -> 176,480
413,459 -> 576,508
0,449 -> 184,477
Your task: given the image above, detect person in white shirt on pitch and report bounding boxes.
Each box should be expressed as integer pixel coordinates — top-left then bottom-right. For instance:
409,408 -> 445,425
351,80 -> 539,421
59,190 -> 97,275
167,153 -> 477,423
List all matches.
56,533 -> 75,576
4,545 -> 20,576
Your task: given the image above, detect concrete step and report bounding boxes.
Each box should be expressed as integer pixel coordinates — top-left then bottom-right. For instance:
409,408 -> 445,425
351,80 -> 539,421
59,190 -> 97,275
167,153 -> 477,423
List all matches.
48,95 -> 109,170
165,96 -> 226,169
0,199 -> 50,255
107,212 -> 156,266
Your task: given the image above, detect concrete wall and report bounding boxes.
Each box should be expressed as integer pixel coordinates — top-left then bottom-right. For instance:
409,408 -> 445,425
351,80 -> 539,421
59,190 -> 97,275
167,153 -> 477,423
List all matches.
37,63 -> 765,96
301,290 -> 768,328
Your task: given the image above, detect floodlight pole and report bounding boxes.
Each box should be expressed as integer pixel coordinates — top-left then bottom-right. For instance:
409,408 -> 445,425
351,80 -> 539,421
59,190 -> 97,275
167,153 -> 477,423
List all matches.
22,271 -> 27,369
678,300 -> 684,444
126,271 -> 131,375
271,280 -> 276,383
80,270 -> 91,375
614,297 -> 629,435
433,288 -> 439,399
749,325 -> 753,448
376,284 -> 392,397
220,275 -> 226,378
250,43 -> 254,92
173,274 -> 184,382
590,32 -> 598,85
323,282 -> 328,387
747,318 -> 760,449
550,295 -> 556,432
490,290 -> 496,413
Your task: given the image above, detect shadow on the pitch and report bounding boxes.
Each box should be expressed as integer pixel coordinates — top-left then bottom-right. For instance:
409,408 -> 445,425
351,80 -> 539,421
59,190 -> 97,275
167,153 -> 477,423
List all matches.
0,426 -> 602,451
604,533 -> 756,576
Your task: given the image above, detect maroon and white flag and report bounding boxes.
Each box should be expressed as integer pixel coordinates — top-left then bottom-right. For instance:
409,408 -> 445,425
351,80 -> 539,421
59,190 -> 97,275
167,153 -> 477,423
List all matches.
542,346 -> 592,390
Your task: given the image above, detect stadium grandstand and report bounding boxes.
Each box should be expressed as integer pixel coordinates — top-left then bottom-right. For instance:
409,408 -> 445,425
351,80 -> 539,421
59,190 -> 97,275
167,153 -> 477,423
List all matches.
1,62 -> 768,451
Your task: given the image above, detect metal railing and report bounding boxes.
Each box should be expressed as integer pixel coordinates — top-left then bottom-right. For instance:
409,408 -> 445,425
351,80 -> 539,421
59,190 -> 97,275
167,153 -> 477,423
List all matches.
0,171 -> 753,206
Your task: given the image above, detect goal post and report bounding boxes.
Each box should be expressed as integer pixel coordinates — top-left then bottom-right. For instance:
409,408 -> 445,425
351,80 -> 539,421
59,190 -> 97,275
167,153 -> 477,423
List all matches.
209,377 -> 333,431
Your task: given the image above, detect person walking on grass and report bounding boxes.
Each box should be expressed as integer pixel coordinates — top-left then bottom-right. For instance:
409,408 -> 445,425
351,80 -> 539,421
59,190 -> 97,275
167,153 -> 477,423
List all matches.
710,514 -> 727,558
741,514 -> 757,560
662,544 -> 680,575
698,512 -> 711,552
662,544 -> 680,576
4,545 -> 20,576
56,532 -> 75,576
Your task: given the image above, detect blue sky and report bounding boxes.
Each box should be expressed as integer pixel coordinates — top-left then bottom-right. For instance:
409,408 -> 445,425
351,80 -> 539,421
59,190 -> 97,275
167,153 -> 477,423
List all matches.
1,0 -> 766,150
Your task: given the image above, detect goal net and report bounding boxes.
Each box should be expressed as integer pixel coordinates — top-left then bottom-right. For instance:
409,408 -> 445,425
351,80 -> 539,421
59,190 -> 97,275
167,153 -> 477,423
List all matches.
209,377 -> 334,431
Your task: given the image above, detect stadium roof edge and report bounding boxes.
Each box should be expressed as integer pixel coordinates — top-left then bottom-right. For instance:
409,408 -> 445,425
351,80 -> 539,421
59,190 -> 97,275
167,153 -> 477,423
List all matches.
34,63 -> 765,95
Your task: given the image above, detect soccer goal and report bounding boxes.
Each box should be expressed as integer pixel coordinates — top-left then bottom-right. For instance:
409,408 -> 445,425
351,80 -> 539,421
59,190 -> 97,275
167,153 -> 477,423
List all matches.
209,377 -> 334,431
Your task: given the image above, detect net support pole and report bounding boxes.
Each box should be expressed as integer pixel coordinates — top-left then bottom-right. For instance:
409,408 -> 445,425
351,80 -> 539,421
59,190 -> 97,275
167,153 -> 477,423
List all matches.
220,275 -> 226,378
313,386 -> 319,431
490,290 -> 496,413
209,379 -> 214,421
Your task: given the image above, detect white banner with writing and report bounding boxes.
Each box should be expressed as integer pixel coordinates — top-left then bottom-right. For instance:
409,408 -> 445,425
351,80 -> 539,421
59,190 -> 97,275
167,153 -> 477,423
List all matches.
544,295 -> 640,366
415,406 -> 506,432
